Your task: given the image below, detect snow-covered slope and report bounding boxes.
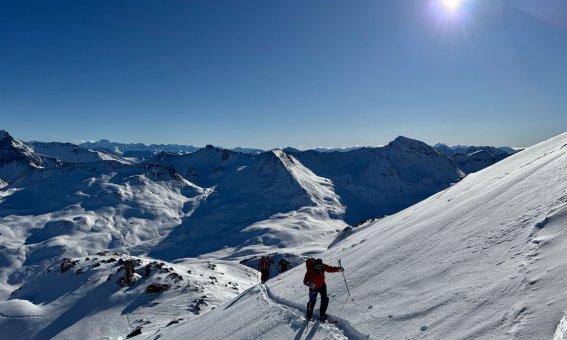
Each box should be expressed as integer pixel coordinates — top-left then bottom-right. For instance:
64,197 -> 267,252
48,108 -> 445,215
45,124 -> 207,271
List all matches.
0,161 -> 209,299
0,254 -> 257,339
291,136 -> 463,224
30,141 -> 131,164
149,149 -> 347,260
158,132 -> 567,340
146,145 -> 256,188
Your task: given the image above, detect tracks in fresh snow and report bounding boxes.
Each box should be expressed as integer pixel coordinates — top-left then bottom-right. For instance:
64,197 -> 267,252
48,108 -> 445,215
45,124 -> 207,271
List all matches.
259,284 -> 368,340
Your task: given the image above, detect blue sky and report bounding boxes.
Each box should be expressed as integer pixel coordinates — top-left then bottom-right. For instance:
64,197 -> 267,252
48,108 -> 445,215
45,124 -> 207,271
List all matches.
1,0 -> 566,149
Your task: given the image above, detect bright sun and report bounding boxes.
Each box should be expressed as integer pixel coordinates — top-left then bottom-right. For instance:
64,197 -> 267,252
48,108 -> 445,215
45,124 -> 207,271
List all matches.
441,0 -> 462,12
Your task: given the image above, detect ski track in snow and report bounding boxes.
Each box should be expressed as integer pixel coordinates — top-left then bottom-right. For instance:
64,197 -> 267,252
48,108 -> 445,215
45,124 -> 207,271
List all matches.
261,284 -> 368,340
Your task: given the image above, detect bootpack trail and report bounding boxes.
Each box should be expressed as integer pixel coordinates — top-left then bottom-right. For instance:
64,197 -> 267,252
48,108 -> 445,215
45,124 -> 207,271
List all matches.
260,284 -> 369,340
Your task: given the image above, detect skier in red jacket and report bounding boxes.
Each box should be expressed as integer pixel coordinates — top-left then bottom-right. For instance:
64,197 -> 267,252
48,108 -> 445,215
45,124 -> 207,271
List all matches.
303,258 -> 344,321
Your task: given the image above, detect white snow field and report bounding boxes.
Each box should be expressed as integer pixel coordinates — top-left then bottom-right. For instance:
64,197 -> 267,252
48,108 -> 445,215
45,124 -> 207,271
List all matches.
157,133 -> 567,340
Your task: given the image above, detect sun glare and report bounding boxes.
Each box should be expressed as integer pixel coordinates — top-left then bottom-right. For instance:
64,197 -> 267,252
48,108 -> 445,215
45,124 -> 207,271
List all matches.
441,0 -> 462,12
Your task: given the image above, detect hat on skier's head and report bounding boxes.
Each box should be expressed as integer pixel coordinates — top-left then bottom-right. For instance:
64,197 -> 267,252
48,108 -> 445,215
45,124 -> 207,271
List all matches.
314,258 -> 323,271
314,259 -> 323,265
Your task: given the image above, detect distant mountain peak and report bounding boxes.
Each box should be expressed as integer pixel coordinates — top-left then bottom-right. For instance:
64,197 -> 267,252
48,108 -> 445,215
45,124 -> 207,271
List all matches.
0,130 -> 13,141
204,144 -> 216,149
388,136 -> 433,153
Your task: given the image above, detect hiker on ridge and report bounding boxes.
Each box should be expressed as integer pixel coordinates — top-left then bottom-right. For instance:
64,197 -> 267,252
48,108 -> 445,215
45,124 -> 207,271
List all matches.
258,256 -> 272,284
303,258 -> 343,322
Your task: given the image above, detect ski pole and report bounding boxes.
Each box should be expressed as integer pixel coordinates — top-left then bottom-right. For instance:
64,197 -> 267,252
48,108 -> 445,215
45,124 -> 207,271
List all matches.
338,259 -> 350,296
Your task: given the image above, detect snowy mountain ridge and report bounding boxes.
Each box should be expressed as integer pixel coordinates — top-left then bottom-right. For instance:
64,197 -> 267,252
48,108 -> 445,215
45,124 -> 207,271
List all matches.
30,141 -> 132,164
289,136 -> 464,224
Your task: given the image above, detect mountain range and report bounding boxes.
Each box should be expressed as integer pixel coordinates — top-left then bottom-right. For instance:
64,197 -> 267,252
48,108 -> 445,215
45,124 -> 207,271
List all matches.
0,128 -> 537,339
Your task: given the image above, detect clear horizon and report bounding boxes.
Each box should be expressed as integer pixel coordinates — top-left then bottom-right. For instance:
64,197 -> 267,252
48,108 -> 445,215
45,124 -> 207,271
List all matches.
1,0 -> 566,149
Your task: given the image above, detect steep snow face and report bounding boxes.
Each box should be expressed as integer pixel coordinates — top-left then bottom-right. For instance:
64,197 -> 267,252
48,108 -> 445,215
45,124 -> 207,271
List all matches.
292,136 -> 463,224
0,254 -> 257,340
30,141 -> 130,164
150,149 -> 347,260
160,132 -> 567,340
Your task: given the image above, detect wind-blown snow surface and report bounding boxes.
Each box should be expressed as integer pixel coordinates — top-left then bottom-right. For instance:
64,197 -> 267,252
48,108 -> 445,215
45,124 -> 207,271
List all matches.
158,132 -> 567,340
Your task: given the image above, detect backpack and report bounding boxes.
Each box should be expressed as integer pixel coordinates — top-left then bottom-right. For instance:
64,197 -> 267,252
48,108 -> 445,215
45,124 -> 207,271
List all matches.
305,258 -> 316,271
303,258 -> 317,285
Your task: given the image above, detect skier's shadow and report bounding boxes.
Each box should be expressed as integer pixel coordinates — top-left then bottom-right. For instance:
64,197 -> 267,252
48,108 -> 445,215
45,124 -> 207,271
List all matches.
294,322 -> 319,340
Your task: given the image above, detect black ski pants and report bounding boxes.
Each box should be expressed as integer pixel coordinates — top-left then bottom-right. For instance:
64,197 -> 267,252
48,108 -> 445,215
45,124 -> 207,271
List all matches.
307,284 -> 329,319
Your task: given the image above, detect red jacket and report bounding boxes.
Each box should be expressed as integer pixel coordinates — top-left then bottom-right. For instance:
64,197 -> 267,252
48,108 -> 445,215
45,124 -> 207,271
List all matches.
303,264 -> 340,289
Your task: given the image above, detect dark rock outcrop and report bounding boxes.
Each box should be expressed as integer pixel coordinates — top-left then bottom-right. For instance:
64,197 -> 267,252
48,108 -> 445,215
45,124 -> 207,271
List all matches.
145,283 -> 170,294
60,258 -> 78,273
126,326 -> 142,338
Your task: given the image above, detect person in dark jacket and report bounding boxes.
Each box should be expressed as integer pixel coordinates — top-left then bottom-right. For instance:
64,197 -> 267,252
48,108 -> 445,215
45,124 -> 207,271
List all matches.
278,258 -> 290,273
303,258 -> 343,321
258,256 -> 272,284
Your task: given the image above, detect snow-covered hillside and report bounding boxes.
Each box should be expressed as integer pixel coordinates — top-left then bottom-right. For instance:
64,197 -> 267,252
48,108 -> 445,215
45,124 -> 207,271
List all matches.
0,160 -> 210,298
149,149 -> 347,260
0,253 -> 257,339
291,136 -> 463,224
157,132 -> 567,340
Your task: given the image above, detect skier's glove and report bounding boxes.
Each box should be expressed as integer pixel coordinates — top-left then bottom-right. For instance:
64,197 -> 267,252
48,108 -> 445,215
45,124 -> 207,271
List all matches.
309,282 -> 315,289
337,267 -> 344,272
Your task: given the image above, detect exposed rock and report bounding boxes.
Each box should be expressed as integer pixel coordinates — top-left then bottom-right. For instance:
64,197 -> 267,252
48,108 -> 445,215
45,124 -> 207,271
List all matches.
166,320 -> 180,327
145,283 -> 170,294
126,326 -> 142,338
125,260 -> 135,285
60,258 -> 78,273
168,272 -> 183,283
